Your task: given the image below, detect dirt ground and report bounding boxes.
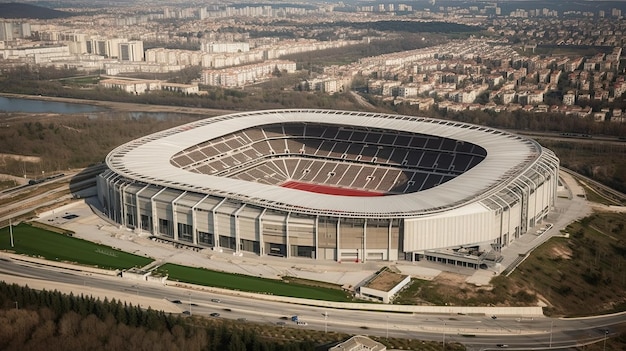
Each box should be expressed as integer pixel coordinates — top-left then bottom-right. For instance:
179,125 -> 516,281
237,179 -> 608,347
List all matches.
0,153 -> 39,186
365,270 -> 408,291
549,244 -> 573,260
0,174 -> 28,185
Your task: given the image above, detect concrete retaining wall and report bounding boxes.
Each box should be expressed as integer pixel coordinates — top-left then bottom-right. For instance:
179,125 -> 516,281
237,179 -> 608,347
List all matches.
0,252 -> 119,276
165,280 -> 545,317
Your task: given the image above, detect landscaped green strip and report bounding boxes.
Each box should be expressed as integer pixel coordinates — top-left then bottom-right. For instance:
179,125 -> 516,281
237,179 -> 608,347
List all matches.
157,263 -> 353,302
0,223 -> 153,270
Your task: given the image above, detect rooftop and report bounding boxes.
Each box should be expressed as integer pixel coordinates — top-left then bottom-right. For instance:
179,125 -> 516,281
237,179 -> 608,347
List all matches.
106,109 -> 542,218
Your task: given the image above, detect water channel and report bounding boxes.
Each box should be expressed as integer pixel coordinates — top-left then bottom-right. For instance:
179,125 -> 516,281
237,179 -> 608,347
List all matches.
0,96 -> 105,114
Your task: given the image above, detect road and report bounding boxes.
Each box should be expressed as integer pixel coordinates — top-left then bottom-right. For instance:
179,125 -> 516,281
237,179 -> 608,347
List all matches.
0,258 -> 623,351
0,164 -> 104,226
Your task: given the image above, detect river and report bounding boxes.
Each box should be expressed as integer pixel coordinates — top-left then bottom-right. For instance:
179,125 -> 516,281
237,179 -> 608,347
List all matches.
0,96 -> 105,114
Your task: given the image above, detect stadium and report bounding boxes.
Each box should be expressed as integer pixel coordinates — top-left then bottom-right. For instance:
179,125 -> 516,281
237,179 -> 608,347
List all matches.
97,109 -> 559,268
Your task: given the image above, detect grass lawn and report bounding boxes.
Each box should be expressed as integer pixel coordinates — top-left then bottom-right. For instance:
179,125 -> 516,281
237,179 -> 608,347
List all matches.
0,223 -> 153,270
157,263 -> 353,302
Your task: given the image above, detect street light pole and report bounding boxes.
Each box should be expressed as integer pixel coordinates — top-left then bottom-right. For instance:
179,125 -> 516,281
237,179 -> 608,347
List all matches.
442,321 -> 446,351
386,315 -> 389,339
189,292 -> 192,316
324,311 -> 328,333
603,330 -> 608,351
549,320 -> 553,348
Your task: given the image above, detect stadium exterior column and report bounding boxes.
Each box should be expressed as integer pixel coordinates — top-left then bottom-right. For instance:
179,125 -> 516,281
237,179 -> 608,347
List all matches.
234,204 -> 246,254
212,198 -> 228,250
336,218 -> 341,262
120,183 -> 131,228
388,219 -> 392,261
150,187 -> 167,236
529,166 -> 547,222
507,187 -> 523,239
111,176 -> 124,224
492,194 -> 508,247
547,153 -> 560,207
521,174 -> 537,227
362,219 -> 367,263
172,191 -> 188,242
135,184 -> 150,235
314,216 -> 319,260
191,195 -> 209,246
513,178 -> 530,233
258,209 -> 267,257
285,212 -> 291,258
536,161 -> 555,216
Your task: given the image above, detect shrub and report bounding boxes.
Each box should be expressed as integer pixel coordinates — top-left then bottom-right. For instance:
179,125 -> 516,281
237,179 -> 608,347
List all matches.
553,284 -> 572,296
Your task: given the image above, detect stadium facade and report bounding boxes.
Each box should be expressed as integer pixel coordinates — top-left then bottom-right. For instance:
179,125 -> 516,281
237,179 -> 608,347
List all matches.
97,109 -> 559,266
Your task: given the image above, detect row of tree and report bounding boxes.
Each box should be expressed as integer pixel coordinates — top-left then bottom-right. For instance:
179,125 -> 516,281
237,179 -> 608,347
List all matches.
0,282 -> 320,351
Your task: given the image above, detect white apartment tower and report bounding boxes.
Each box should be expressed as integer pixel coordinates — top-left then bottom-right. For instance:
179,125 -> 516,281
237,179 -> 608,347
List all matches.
119,41 -> 144,62
0,21 -> 31,41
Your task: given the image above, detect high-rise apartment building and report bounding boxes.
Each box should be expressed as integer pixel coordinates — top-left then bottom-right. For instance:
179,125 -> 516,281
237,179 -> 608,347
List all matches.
0,21 -> 31,41
119,41 -> 144,62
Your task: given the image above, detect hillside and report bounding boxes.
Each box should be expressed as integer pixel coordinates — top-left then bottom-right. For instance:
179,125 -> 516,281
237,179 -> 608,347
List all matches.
0,2 -> 73,19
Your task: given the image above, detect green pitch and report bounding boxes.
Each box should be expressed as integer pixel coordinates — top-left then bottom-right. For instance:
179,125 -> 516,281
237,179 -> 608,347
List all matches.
157,263 -> 352,302
0,223 -> 153,270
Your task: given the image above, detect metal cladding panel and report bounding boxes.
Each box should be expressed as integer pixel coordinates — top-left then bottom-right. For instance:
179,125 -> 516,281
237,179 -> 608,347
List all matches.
137,185 -> 160,199
216,212 -> 235,237
175,207 -> 192,225
367,224 -> 389,249
215,199 -> 240,215
96,174 -> 108,205
403,203 -> 496,252
535,183 -> 548,211
156,188 -> 183,203
176,192 -> 206,208
239,206 -> 263,219
527,190 -> 538,223
195,209 -> 213,233
504,202 -> 522,237
197,196 -> 223,211
124,184 -> 143,203
262,211 -> 287,244
137,195 -> 152,214
263,211 -> 288,225
318,217 -> 337,249
288,216 -> 315,246
239,216 -> 257,241
155,203 -> 172,220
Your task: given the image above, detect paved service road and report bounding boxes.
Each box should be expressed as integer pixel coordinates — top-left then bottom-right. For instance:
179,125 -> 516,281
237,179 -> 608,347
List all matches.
0,258 -> 623,350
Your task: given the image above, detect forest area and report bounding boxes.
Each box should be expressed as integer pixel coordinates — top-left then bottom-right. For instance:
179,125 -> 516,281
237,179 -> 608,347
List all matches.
0,281 -> 320,351
0,282 -> 462,351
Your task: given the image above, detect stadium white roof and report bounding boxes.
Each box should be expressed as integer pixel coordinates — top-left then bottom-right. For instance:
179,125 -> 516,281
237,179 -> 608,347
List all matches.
106,109 -> 543,217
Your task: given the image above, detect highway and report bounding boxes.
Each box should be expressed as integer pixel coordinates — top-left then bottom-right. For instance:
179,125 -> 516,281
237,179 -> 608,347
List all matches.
0,257 -> 623,351
0,164 -> 103,226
